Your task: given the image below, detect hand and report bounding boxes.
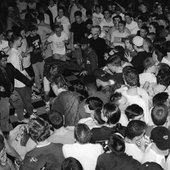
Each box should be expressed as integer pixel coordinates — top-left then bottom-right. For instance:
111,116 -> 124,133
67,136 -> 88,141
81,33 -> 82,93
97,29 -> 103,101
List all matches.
124,52 -> 132,62
80,70 -> 88,76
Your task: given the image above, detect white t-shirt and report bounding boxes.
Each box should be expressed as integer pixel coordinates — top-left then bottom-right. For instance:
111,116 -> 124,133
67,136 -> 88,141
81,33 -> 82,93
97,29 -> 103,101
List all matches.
0,40 -> 9,54
63,143 -> 103,170
126,20 -> 139,35
55,16 -> 70,37
125,142 -> 144,162
8,48 -> 28,88
92,13 -> 104,26
111,30 -> 130,47
48,32 -> 68,55
100,18 -> 114,31
142,144 -> 165,169
48,4 -> 58,22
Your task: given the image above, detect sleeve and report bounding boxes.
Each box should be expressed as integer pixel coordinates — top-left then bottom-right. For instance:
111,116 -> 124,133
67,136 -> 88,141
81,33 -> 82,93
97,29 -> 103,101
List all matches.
95,155 -> 104,170
11,64 -> 33,87
47,35 -> 52,42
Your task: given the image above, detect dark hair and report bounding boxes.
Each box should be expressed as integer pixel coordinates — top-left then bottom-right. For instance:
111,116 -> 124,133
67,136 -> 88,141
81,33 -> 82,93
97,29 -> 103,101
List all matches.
119,20 -> 126,26
125,104 -> 144,120
74,11 -> 82,17
123,66 -> 140,87
149,22 -> 159,33
51,74 -> 68,89
107,54 -> 121,66
0,51 -> 8,60
151,104 -> 168,126
85,97 -> 104,124
61,157 -> 83,170
86,10 -> 92,16
112,15 -> 122,21
38,13 -> 45,21
28,25 -> 38,31
28,117 -> 51,142
125,12 -> 132,18
126,120 -> 147,140
74,124 -> 91,144
48,111 -> 63,129
141,25 -> 149,34
110,92 -> 122,104
153,92 -> 169,106
108,134 -> 125,154
163,41 -> 170,53
103,103 -> 121,125
156,63 -> 170,87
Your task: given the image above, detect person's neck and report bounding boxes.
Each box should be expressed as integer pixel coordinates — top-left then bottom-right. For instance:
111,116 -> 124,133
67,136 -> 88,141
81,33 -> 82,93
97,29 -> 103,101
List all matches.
12,45 -> 18,50
54,126 -> 65,133
36,140 -> 51,148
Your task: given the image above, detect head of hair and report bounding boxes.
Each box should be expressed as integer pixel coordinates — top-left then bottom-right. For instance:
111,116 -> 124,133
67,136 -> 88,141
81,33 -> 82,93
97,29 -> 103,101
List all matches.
143,57 -> 154,70
149,22 -> 159,33
103,103 -> 121,125
156,63 -> 170,87
125,104 -> 144,120
110,92 -> 122,104
28,117 -> 51,142
119,20 -> 126,26
163,41 -> 170,53
108,134 -> 125,154
151,103 -> 168,126
125,120 -> 147,140
61,157 -> 83,170
86,10 -> 92,16
48,111 -> 64,129
123,66 -> 140,87
74,10 -> 82,17
153,92 -> 169,106
112,15 -> 122,21
107,53 -> 121,66
0,51 -> 8,60
85,97 -> 104,124
125,12 -> 132,18
74,124 -> 91,144
51,74 -> 68,89
141,25 -> 149,34
0,134 -> 5,152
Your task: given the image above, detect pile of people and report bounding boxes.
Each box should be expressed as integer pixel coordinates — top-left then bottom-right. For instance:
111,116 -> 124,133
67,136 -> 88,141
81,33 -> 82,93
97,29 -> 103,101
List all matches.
0,0 -> 170,169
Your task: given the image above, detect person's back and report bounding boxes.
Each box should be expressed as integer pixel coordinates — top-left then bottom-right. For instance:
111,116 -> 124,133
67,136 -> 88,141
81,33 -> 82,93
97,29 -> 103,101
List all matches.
96,134 -> 141,170
62,124 -> 103,170
20,143 -> 64,170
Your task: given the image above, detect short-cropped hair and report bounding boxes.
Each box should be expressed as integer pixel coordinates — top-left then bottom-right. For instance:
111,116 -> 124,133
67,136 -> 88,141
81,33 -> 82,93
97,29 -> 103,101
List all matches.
108,134 -> 125,154
61,157 -> 83,170
51,74 -> 68,89
126,120 -> 147,140
123,66 -> 139,87
125,104 -> 144,120
103,103 -> 121,125
74,124 -> 91,144
48,111 -> 64,129
151,104 -> 168,126
152,92 -> 169,106
28,117 -> 51,142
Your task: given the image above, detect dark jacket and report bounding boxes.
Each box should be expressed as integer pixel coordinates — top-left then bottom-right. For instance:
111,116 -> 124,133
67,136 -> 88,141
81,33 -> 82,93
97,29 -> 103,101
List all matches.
0,63 -> 33,98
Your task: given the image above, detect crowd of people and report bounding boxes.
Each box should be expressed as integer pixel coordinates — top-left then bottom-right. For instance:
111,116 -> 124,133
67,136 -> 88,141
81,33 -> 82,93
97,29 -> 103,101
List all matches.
0,0 -> 170,169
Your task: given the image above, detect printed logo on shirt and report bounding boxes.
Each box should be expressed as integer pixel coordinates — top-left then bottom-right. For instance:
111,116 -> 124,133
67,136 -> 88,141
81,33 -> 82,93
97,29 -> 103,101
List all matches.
30,157 -> 38,163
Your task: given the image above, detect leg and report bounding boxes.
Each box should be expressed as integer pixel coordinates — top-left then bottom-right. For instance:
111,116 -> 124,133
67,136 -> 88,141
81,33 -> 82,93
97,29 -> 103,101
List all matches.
16,87 -> 33,116
0,97 -> 10,132
32,63 -> 41,90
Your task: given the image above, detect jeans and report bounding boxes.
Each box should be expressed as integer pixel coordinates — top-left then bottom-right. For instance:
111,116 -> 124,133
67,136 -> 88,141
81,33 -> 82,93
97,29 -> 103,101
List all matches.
32,61 -> 44,89
0,97 -> 10,132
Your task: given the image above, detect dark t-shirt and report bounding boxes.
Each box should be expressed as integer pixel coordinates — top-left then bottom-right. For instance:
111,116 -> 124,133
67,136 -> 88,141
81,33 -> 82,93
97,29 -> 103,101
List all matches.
96,152 -> 141,170
27,34 -> 43,64
20,143 -> 64,170
89,37 -> 108,67
131,51 -> 151,74
70,21 -> 86,44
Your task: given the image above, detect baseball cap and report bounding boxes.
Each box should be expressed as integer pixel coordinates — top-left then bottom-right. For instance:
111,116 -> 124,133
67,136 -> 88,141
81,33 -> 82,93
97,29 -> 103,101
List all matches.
94,69 -> 114,82
140,162 -> 163,170
133,36 -> 144,47
150,126 -> 170,150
